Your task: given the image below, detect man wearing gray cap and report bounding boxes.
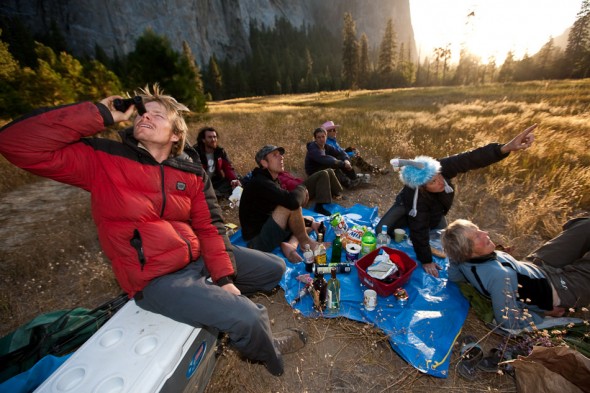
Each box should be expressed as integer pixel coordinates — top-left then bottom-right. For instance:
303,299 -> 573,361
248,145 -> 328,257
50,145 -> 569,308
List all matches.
239,145 -> 321,262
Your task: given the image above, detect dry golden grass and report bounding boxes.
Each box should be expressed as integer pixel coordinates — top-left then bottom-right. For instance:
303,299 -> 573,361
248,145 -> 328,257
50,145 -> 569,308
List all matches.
195,79 -> 590,256
0,79 -> 589,391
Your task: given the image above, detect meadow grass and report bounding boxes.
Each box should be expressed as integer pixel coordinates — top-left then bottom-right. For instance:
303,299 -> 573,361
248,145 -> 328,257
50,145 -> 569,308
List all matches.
193,78 -> 590,257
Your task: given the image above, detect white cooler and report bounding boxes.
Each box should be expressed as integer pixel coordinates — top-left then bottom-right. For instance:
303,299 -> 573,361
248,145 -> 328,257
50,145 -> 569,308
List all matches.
34,300 -> 218,393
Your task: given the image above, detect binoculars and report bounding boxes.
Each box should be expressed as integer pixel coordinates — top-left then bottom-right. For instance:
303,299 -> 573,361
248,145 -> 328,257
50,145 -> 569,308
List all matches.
113,96 -> 146,115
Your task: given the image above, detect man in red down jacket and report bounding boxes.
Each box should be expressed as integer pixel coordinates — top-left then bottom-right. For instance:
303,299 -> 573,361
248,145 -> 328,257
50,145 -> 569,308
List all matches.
0,85 -> 305,377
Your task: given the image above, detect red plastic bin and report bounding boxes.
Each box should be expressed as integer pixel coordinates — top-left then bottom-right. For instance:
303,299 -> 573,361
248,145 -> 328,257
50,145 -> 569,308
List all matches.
355,247 -> 417,297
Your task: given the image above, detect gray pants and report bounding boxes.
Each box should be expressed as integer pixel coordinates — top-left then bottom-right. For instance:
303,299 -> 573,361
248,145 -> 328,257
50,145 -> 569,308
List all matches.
135,245 -> 286,365
526,217 -> 590,308
304,168 -> 343,204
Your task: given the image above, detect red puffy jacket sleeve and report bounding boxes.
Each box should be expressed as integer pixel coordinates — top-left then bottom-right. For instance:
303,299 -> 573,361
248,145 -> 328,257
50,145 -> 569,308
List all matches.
0,102 -> 105,190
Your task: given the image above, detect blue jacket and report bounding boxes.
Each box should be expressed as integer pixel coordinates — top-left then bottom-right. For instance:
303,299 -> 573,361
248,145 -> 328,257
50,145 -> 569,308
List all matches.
326,136 -> 354,158
448,251 -> 552,330
304,141 -> 349,176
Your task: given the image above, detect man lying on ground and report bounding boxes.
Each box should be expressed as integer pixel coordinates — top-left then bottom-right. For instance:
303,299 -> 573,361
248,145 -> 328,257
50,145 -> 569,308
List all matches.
441,217 -> 590,331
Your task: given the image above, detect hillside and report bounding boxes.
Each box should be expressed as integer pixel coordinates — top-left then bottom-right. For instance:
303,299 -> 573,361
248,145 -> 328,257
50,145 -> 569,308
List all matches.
0,0 -> 416,66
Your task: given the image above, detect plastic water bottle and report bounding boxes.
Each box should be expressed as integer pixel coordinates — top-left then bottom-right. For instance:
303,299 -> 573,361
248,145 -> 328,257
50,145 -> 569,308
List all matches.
303,244 -> 314,272
376,225 -> 391,249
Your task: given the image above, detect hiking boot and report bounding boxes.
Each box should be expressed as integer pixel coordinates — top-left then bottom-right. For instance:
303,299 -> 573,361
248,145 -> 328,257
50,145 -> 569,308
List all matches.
347,177 -> 362,188
272,328 -> 307,354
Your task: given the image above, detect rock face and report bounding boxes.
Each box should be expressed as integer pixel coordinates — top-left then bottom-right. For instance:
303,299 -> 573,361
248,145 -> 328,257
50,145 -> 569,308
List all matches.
2,0 -> 415,66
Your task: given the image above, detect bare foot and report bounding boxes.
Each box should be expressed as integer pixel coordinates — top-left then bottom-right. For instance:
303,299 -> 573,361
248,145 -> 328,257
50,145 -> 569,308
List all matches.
303,241 -> 318,251
281,242 -> 303,263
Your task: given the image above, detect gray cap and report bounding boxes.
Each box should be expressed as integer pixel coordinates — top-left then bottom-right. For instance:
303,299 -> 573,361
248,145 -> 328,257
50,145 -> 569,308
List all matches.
255,145 -> 285,165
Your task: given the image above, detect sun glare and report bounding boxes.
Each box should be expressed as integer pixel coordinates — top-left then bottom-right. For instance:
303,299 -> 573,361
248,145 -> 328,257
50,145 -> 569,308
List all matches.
410,0 -> 580,64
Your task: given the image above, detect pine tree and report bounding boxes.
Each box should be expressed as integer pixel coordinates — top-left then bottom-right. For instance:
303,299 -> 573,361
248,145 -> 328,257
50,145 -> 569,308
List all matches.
0,29 -> 30,117
0,31 -> 19,81
206,55 -> 223,100
533,38 -> 560,79
125,28 -> 180,92
453,49 -> 480,85
414,56 -> 432,86
396,42 -> 415,86
0,17 -> 37,68
564,0 -> 590,78
304,48 -> 313,91
433,47 -> 444,83
341,12 -> 359,89
485,56 -> 497,83
513,53 -> 535,81
170,41 -> 207,112
377,19 -> 397,87
358,33 -> 370,88
47,20 -> 67,53
81,60 -> 122,100
33,44 -> 75,106
498,51 -> 516,82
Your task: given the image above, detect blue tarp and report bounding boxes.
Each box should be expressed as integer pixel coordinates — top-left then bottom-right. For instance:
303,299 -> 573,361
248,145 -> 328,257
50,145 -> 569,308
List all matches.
231,203 -> 469,378
0,354 -> 71,393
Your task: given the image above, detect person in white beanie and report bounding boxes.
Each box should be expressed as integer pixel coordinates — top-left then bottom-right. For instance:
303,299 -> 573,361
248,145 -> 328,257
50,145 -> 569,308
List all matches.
377,124 -> 536,277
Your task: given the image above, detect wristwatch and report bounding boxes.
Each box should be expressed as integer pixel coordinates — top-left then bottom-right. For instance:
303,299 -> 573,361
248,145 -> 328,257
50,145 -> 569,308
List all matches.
216,276 -> 234,287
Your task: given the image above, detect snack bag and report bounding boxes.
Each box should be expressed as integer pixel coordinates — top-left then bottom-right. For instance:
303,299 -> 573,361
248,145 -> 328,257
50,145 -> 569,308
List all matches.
329,213 -> 348,236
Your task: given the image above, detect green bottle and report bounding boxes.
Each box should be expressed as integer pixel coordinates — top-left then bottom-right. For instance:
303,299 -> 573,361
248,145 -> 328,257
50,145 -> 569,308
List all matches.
326,267 -> 341,314
330,234 -> 342,263
361,230 -> 376,256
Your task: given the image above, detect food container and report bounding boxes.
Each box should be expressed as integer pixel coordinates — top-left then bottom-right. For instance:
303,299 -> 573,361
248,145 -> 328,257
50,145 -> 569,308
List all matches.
355,247 -> 417,297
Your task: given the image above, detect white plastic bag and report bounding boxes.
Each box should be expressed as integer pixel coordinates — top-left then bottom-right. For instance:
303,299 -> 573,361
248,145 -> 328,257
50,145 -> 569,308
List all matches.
228,186 -> 243,208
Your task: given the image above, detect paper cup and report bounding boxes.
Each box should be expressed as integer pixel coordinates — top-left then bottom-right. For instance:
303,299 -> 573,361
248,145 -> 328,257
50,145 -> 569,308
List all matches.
364,289 -> 377,311
345,243 -> 361,262
394,228 -> 408,243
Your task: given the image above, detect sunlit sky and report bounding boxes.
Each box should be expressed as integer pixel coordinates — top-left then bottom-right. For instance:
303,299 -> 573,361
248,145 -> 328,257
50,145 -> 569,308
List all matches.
410,0 -> 581,64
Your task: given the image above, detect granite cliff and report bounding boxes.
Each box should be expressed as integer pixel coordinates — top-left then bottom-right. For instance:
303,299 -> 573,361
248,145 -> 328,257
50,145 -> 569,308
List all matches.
1,0 -> 415,66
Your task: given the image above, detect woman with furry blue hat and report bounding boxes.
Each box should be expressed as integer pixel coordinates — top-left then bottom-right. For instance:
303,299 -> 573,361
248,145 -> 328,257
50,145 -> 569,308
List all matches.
376,124 -> 537,277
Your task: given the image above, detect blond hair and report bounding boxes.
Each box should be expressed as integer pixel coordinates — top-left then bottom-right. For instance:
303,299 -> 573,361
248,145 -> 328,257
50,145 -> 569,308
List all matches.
440,219 -> 479,263
135,84 -> 190,157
